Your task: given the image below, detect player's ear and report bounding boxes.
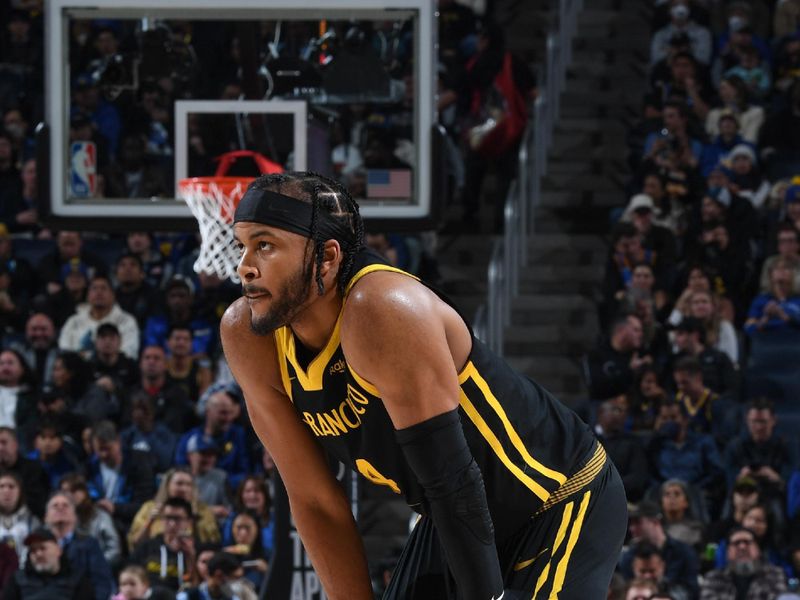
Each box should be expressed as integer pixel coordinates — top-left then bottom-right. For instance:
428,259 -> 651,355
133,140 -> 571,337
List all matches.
319,239 -> 343,278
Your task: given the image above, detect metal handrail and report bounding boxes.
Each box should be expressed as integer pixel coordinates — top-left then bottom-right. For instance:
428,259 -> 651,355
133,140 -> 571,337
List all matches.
474,0 -> 584,355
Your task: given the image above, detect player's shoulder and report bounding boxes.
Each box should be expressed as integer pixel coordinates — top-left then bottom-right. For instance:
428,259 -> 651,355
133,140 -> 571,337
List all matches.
220,297 -> 277,353
220,296 -> 251,336
345,269 -> 437,316
341,269 -> 442,340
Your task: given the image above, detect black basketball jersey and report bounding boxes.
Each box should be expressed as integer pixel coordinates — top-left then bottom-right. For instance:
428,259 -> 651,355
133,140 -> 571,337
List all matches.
273,249 -> 602,540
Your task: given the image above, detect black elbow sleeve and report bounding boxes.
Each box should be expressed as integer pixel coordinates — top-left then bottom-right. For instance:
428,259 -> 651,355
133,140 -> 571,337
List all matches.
395,409 -> 504,600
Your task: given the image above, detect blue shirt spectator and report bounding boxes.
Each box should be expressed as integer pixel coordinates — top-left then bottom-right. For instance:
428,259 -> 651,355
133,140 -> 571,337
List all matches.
120,391 -> 178,473
647,401 -> 725,493
85,420 -> 157,527
70,73 -> 121,156
175,388 -> 250,488
143,276 -> 216,357
25,419 -> 82,489
700,113 -> 756,177
745,258 -> 800,336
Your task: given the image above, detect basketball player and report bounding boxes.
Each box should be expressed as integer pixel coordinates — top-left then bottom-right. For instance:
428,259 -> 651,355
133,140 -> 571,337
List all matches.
221,172 -> 627,599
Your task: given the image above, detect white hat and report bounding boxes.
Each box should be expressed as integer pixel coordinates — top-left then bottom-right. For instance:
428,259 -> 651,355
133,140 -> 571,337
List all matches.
628,194 -> 655,213
728,144 -> 756,164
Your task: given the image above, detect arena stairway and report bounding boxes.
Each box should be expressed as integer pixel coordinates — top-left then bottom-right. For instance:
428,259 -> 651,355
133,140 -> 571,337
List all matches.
506,1 -> 653,407
437,0 -> 652,408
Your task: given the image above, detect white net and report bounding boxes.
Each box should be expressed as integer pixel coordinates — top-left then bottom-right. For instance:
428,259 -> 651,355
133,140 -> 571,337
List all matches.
180,179 -> 251,282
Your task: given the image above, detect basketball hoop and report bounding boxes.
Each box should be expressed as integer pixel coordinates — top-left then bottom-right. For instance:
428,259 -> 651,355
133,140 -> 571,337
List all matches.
179,150 -> 283,282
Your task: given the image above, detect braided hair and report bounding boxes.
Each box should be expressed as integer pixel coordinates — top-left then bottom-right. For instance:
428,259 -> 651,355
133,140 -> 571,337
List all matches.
248,172 -> 365,295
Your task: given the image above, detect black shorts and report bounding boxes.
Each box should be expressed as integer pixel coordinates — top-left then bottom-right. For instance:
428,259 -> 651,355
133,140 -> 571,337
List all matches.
383,456 -> 628,599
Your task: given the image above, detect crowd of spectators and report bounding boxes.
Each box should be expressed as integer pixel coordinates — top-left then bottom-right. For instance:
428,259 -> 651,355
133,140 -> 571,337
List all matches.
585,1 -> 800,599
0,0 -> 539,598
16,0 -> 800,598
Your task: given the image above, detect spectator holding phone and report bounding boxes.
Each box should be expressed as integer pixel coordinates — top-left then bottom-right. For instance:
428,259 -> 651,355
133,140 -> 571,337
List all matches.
130,496 -> 198,592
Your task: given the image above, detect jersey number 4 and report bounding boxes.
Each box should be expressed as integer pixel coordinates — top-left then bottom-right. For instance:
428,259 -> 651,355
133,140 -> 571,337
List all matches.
355,458 -> 401,494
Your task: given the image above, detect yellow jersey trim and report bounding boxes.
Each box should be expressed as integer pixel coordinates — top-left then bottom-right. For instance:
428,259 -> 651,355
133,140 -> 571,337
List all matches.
462,362 -> 567,486
320,263 -> 419,394
536,444 -> 605,514
344,263 -> 419,296
275,263 -> 413,392
347,364 -> 381,397
533,499 -> 574,596
459,391 -> 550,502
513,546 -> 549,572
551,490 -> 592,598
274,331 -> 294,401
348,354 -> 475,398
274,313 -> 343,392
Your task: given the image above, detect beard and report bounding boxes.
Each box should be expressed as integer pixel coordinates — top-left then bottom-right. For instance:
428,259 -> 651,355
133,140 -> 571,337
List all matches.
32,561 -> 60,575
730,559 -> 758,576
249,257 -> 314,336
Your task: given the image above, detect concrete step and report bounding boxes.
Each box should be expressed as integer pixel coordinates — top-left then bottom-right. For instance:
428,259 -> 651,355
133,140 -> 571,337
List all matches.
567,60 -> 648,79
555,116 -> 634,133
576,10 -> 647,27
539,189 -> 623,209
564,76 -> 649,94
558,104 -> 639,119
504,322 -> 597,343
509,304 -> 595,327
525,232 -> 608,251
508,354 -> 583,375
547,132 -> 629,160
526,244 -> 606,267
561,89 -> 633,107
504,328 -> 597,364
571,35 -> 653,52
506,355 -> 587,392
541,171 -> 623,191
510,293 -> 596,311
547,159 -> 628,176
519,263 -> 605,284
532,211 -> 614,235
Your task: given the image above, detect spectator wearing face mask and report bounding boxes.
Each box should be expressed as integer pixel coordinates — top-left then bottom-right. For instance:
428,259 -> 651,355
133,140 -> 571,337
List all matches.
647,400 -> 725,503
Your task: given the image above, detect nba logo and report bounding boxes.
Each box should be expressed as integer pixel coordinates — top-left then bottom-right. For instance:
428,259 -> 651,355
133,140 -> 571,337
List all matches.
70,141 -> 97,197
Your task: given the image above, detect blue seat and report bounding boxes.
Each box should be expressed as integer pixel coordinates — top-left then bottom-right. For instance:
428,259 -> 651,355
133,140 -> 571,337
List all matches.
12,238 -> 56,268
83,237 -> 125,271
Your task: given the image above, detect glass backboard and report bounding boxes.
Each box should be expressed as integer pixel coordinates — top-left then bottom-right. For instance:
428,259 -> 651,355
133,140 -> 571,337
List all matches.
42,0 -> 437,229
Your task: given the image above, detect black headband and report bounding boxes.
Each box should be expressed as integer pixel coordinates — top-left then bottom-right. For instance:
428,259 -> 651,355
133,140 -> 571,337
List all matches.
234,187 -> 357,249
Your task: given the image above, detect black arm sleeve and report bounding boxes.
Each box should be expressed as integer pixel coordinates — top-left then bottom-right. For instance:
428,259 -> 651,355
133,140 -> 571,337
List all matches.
395,409 -> 504,600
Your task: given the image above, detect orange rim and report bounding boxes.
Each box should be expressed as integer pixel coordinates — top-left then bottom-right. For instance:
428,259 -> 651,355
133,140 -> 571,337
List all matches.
178,176 -> 254,201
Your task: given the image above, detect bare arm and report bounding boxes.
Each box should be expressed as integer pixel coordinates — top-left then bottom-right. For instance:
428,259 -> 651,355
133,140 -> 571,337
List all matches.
341,273 -> 466,427
341,273 -> 504,599
221,300 -> 372,600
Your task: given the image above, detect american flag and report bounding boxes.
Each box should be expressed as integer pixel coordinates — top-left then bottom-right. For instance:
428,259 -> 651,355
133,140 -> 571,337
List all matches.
366,169 -> 412,199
